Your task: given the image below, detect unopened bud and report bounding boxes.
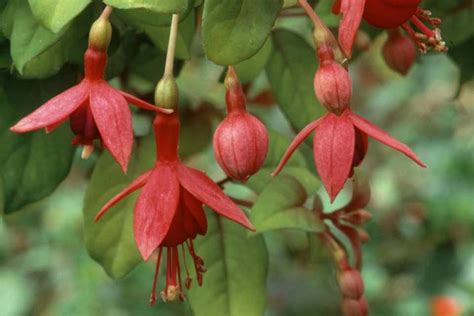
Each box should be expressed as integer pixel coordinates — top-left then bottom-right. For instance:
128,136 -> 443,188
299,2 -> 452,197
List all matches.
338,269 -> 365,299
155,75 -> 179,110
357,228 -> 370,243
314,47 -> 352,115
88,14 -> 112,51
342,297 -> 369,316
383,29 -> 417,75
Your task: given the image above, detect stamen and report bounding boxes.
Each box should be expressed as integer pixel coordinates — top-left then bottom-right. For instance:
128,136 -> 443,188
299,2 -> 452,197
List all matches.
81,144 -> 94,159
181,244 -> 192,289
149,248 -> 163,306
174,247 -> 185,301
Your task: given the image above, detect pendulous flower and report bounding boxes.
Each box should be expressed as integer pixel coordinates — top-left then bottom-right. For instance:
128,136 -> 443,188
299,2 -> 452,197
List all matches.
9,9 -> 171,172
213,67 -> 269,181
95,112 -> 254,304
383,28 -> 418,75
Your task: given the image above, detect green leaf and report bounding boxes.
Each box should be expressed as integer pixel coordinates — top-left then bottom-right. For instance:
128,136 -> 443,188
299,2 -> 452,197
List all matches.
104,0 -> 188,14
188,212 -> 268,316
28,0 -> 91,33
121,10 -> 195,59
0,71 -> 76,214
83,135 -> 156,279
251,175 -> 324,234
246,130 -> 319,195
266,28 -> 325,131
202,0 -> 283,65
10,1 -> 70,75
234,38 -> 273,83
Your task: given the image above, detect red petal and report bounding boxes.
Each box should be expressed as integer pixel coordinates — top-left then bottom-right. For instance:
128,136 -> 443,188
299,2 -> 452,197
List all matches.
95,170 -> 152,221
177,164 -> 254,231
90,83 -> 133,173
314,112 -> 355,202
348,110 -> 426,167
338,0 -> 366,58
332,0 -> 342,14
10,81 -> 89,133
134,164 -> 180,260
120,91 -> 174,114
182,189 -> 208,235
272,117 -> 323,176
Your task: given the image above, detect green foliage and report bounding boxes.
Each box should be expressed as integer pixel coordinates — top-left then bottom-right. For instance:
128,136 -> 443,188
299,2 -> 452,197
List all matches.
83,136 -> 155,279
267,29 -> 324,131
188,212 -> 268,316
28,0 -> 91,33
0,71 -> 75,214
104,0 -> 188,14
251,175 -> 324,234
202,0 -> 283,65
234,38 -> 273,83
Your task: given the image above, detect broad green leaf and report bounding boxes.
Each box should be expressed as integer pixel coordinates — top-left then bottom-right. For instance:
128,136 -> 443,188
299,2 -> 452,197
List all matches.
0,71 -> 75,214
202,0 -> 283,65
246,130 -> 319,195
28,0 -> 91,33
10,1 -> 70,75
251,175 -> 324,234
83,135 -> 155,279
104,0 -> 187,14
188,212 -> 268,316
266,28 -> 325,131
121,10 -> 195,59
234,38 -> 273,83
442,9 -> 473,46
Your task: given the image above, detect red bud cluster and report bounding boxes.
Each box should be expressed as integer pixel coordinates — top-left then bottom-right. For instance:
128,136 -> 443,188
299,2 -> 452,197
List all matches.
213,67 -> 269,181
383,29 -> 417,75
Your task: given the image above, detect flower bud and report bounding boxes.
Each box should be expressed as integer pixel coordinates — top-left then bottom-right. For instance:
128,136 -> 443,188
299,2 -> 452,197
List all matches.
314,46 -> 352,115
338,269 -> 365,299
383,29 -> 417,75
88,12 -> 112,51
342,297 -> 369,316
155,75 -> 179,110
213,67 -> 269,181
343,209 -> 372,225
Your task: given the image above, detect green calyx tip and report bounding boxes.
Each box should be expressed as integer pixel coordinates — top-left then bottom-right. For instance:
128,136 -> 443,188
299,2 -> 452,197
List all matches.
89,18 -> 112,51
224,66 -> 241,91
155,75 -> 179,110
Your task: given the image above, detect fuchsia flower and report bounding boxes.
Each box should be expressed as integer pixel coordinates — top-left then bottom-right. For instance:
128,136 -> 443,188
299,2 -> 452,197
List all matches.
333,0 -> 446,56
213,67 -> 269,181
273,46 -> 425,201
95,112 -> 254,304
10,14 -> 170,172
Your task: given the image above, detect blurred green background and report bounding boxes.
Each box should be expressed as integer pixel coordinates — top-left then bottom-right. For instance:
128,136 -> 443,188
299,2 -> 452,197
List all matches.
1,45 -> 473,316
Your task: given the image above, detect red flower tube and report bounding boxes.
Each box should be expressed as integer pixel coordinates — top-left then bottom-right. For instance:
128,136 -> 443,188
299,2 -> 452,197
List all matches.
9,9 -> 171,172
383,28 -> 418,75
95,112 -> 254,304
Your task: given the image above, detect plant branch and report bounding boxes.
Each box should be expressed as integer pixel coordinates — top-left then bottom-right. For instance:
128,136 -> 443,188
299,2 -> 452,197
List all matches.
100,5 -> 113,19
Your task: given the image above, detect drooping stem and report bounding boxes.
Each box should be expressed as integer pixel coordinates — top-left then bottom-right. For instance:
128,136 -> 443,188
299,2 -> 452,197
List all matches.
164,14 -> 180,77
298,0 -> 324,29
100,5 -> 113,20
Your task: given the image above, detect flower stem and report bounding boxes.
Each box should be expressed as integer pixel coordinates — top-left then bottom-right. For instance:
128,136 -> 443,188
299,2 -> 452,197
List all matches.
100,5 -> 113,20
298,0 -> 324,29
164,14 -> 180,77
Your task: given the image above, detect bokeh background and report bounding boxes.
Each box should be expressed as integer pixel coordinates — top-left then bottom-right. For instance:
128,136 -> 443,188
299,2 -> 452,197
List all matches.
1,2 -> 473,316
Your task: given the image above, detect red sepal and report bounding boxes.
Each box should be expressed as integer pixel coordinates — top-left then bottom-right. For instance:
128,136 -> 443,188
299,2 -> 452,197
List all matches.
10,82 -> 89,133
337,0 -> 366,58
314,112 -> 355,202
90,83 -> 133,173
120,91 -> 173,114
177,164 -> 254,231
134,164 -> 180,260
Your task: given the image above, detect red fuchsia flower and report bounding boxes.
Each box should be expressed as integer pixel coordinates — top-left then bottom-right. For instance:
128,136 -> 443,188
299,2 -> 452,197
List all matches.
9,11 -> 170,172
383,28 -> 418,75
95,112 -> 254,304
273,46 -> 425,201
213,67 -> 269,181
333,0 -> 446,56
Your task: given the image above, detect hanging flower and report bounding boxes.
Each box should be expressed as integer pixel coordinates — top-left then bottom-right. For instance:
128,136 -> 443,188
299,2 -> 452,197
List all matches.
9,9 -> 171,172
213,67 -> 269,181
332,0 -> 446,56
273,46 -> 425,201
95,112 -> 254,304
383,28 -> 418,75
